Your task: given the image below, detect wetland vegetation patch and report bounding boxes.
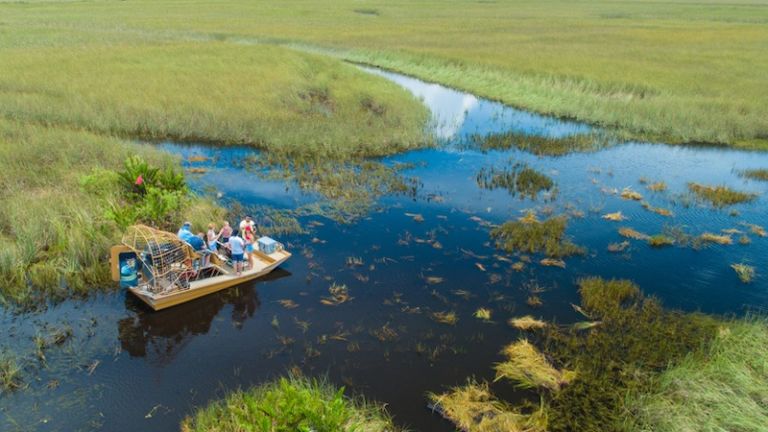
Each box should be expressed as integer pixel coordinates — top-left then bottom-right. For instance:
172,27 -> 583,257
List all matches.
490,215 -> 585,258
687,183 -> 757,208
476,162 -> 556,200
181,375 -> 401,432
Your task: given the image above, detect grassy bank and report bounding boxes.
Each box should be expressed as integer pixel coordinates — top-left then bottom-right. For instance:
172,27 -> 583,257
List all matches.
181,375 -> 401,432
627,317 -> 768,432
0,43 -> 428,159
1,0 -> 766,148
0,120 -> 221,306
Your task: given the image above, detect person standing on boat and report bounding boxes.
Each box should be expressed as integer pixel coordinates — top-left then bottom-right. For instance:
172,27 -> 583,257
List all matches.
219,221 -> 232,245
243,225 -> 256,270
207,223 -> 221,253
227,232 -> 246,276
239,216 -> 256,236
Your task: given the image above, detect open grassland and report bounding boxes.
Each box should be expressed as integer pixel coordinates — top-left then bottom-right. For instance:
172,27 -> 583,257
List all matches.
0,43 -> 428,158
627,317 -> 768,432
1,0 -> 767,148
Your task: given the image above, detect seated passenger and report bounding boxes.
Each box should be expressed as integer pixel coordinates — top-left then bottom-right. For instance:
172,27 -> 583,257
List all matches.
177,221 -> 195,243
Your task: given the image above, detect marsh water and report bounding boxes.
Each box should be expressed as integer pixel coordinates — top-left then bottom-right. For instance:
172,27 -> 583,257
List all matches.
3,67 -> 768,431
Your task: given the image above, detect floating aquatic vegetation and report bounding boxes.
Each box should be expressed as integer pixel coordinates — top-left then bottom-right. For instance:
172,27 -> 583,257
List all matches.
474,308 -> 493,321
476,162 -> 556,200
738,168 -> 768,181
425,276 -> 444,285
739,235 -> 751,245
431,311 -> 458,325
320,283 -> 352,306
0,354 -> 24,392
645,181 -> 668,192
187,155 -> 209,163
512,262 -> 526,272
491,216 -> 585,258
509,316 -> 547,330
405,212 -> 425,222
730,263 -> 755,283
607,241 -> 630,253
494,339 -> 576,391
572,321 -> 602,331
640,201 -> 673,217
346,256 -> 364,267
527,295 -> 543,307
488,273 -> 503,284
699,232 -> 733,245
467,130 -> 610,157
571,303 -> 592,319
540,258 -> 566,268
618,227 -> 650,240
293,318 -> 311,333
452,290 -> 474,300
620,187 -> 643,201
741,223 -> 767,237
277,299 -> 299,309
687,183 -> 757,208
578,277 -> 640,315
475,263 -> 487,272
427,380 -> 547,432
371,324 -> 399,342
601,211 -> 626,222
648,234 -> 675,248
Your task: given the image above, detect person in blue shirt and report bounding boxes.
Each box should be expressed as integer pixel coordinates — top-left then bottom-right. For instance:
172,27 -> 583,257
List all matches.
177,221 -> 194,243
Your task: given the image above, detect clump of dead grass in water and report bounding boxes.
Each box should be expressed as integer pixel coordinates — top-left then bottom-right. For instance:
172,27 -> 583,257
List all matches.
509,316 -> 547,330
494,340 -> 576,391
699,232 -> 733,245
490,215 -> 585,258
647,234 -> 675,248
432,311 -> 458,325
428,380 -> 547,432
730,263 -> 755,283
687,183 -> 757,208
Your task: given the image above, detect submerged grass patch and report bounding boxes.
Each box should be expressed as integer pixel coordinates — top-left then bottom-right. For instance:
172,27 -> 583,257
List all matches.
491,216 -> 585,258
181,375 -> 401,432
731,263 -> 756,283
688,183 -> 757,208
476,162 -> 555,200
739,168 -> 768,181
468,132 -> 609,157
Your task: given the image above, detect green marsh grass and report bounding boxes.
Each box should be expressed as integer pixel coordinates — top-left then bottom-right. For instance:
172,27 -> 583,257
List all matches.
491,216 -> 585,258
687,183 -> 757,208
0,43 -> 428,159
0,120 -> 220,306
1,0 -> 766,148
627,318 -> 768,432
739,168 -> 768,181
181,375 -> 401,432
476,162 -> 555,200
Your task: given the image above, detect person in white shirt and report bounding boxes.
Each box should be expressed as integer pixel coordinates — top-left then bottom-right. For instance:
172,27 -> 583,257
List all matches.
227,233 -> 246,276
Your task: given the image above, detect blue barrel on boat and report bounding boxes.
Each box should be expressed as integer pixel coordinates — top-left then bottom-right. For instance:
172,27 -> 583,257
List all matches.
120,263 -> 138,287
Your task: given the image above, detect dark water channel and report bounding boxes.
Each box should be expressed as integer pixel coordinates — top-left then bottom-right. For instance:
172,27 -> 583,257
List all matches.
2,68 -> 768,431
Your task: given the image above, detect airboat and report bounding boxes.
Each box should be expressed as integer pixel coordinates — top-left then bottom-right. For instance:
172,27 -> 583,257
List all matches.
110,225 -> 291,311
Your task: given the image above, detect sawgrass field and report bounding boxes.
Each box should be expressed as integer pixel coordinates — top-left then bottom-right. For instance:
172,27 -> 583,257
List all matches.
2,0 -> 767,147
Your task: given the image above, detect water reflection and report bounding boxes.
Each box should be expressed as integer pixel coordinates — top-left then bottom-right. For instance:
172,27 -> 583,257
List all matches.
118,269 -> 290,364
359,65 -> 591,141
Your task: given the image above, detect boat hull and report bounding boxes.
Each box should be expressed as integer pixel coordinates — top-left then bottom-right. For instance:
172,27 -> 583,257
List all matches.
128,250 -> 290,311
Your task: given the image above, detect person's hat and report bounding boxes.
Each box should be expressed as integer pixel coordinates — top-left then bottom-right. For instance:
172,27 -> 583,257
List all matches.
183,221 -> 192,227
